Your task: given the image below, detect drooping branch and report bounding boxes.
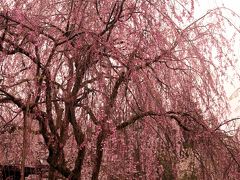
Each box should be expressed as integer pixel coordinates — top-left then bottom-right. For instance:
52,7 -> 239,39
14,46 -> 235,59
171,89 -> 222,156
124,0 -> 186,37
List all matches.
0,37 -> 38,65
116,111 -> 158,130
81,105 -> 99,125
0,88 -> 26,110
99,0 -> 126,37
71,46 -> 92,98
166,112 -> 191,132
116,111 -> 191,132
105,72 -> 125,118
0,12 -> 56,42
0,97 -> 12,103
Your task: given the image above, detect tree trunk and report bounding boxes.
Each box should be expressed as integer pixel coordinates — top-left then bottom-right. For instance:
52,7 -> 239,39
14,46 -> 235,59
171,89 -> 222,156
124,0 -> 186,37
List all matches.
92,131 -> 105,180
21,112 -> 29,180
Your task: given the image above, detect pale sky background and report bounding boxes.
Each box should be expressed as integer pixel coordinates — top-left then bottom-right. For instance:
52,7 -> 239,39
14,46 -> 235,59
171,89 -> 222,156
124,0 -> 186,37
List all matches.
195,1 -> 240,94
196,1 -> 240,124
197,0 -> 238,11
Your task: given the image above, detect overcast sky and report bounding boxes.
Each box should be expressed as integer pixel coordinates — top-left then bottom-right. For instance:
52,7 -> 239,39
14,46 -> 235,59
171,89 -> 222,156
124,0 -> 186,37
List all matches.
199,0 -> 240,12
196,1 -> 240,120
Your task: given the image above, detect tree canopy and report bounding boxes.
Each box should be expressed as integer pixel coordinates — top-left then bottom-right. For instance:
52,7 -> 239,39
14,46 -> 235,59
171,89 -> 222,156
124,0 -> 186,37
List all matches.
0,0 -> 240,179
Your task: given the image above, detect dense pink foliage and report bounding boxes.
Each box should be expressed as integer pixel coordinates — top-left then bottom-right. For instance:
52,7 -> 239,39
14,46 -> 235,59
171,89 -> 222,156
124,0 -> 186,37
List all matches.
0,0 -> 240,179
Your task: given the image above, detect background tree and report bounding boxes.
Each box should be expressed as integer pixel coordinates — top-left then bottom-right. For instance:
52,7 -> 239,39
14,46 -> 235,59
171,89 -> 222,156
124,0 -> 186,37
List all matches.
0,0 -> 240,179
